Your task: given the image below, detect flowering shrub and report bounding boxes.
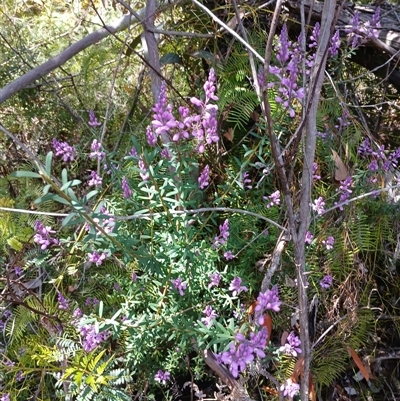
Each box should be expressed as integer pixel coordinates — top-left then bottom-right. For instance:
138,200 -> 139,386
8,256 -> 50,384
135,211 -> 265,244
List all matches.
1,7 -> 399,400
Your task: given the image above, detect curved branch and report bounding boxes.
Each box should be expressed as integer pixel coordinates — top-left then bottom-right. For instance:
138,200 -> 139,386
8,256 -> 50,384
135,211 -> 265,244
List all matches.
0,11 -> 146,103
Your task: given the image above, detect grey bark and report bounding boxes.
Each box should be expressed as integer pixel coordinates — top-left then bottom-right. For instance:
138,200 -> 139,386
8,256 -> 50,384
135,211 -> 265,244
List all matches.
0,10 -> 146,104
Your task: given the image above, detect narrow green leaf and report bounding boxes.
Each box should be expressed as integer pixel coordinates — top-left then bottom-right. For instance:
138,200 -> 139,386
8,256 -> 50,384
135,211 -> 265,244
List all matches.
160,52 -> 183,66
45,152 -> 53,176
11,171 -> 41,178
61,169 -> 68,185
60,179 -> 82,191
82,190 -> 98,204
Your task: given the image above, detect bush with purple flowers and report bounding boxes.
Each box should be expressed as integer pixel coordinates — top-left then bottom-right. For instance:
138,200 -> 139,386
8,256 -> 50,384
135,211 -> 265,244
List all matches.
3,7 -> 398,400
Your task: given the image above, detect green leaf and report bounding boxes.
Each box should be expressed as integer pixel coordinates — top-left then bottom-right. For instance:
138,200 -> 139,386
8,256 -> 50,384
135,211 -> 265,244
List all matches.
190,50 -> 216,64
82,190 -> 98,204
43,184 -> 52,195
62,212 -> 84,227
60,179 -> 82,192
45,151 -> 53,176
11,171 -> 41,178
125,33 -> 142,57
61,168 -> 68,185
160,52 -> 183,66
35,194 -> 71,206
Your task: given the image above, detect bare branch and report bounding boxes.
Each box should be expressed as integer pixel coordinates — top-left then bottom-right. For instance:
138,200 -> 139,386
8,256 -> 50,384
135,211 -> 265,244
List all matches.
0,10 -> 147,103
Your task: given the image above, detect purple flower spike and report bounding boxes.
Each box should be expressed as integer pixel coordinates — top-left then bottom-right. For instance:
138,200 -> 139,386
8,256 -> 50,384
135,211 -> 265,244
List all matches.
278,331 -> 302,357
198,165 -> 210,189
52,138 -> 77,162
171,277 -> 187,296
320,274 -> 333,289
87,250 -> 108,266
33,220 -> 58,250
322,236 -> 335,250
122,176 -> 132,198
312,196 -> 325,215
208,273 -> 222,289
229,276 -> 248,297
201,305 -> 218,328
255,285 -> 281,315
213,219 -> 230,248
57,292 -> 70,310
154,370 -> 170,385
263,190 -> 280,208
89,139 -> 105,160
88,110 -> 101,127
88,171 -> 102,187
280,379 -> 300,398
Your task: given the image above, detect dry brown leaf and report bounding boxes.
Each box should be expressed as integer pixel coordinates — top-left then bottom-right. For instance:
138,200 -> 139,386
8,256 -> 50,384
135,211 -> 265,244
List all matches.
309,372 -> 316,401
331,149 -> 349,181
347,346 -> 370,381
291,357 -> 305,382
281,330 -> 289,346
246,300 -> 257,315
260,314 -> 272,343
223,127 -> 234,142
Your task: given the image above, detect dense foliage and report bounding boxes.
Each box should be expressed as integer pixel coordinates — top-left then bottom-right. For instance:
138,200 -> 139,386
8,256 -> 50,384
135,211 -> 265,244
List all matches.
1,1 -> 400,400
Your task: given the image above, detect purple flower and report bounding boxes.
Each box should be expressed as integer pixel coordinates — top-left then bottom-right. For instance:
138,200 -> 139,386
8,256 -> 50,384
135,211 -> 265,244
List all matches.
229,276 -> 248,297
218,327 -> 268,378
33,220 -> 58,250
52,138 -> 77,162
87,250 -> 108,266
255,286 -> 281,319
280,379 -> 300,398
240,171 -> 252,190
154,370 -> 170,385
208,273 -> 222,289
88,171 -> 102,187
72,308 -> 82,319
146,126 -> 157,147
16,370 -> 24,382
368,159 -> 379,171
305,231 -> 314,245
0,394 -> 10,401
130,146 -> 138,157
312,196 -> 325,215
309,22 -> 320,49
88,110 -> 102,127
171,277 -> 187,296
322,236 -> 335,250
85,297 -> 100,307
213,219 -> 230,248
138,157 -> 149,181
89,139 -> 106,160
264,190 -> 280,208
329,30 -> 341,57
14,266 -> 23,276
335,176 -> 352,210
358,138 -> 373,157
219,341 -> 254,378
224,250 -> 235,260
57,292 -> 69,310
160,148 -> 171,159
278,332 -> 302,357
312,162 -> 321,180
201,305 -> 218,328
198,165 -> 210,189
152,82 -> 177,139
320,274 -> 333,289
79,324 -> 109,352
122,176 -> 132,198
132,272 -> 137,282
